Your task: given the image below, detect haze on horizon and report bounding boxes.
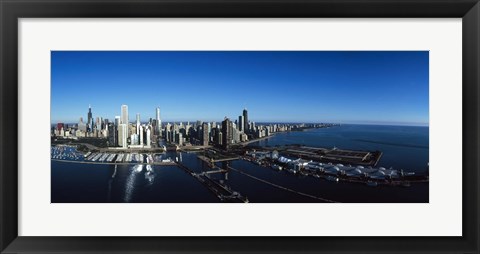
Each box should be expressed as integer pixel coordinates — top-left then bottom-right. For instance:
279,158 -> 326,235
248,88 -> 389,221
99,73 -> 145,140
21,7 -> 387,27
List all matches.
51,51 -> 429,126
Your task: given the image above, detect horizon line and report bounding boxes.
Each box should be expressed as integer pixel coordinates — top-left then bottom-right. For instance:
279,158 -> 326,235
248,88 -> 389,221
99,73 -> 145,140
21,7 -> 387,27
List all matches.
50,120 -> 429,128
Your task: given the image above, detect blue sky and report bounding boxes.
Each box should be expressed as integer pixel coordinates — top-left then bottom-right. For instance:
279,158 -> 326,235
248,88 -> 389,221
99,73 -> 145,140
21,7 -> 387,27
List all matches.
51,51 -> 429,126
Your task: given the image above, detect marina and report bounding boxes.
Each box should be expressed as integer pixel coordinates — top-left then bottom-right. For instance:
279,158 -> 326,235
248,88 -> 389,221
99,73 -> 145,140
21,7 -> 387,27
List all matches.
51,145 -> 176,165
51,124 -> 429,203
52,143 -> 427,188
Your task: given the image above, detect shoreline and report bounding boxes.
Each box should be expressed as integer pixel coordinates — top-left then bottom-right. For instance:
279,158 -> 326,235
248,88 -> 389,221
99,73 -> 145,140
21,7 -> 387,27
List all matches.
239,134 -> 277,146
237,127 -> 323,146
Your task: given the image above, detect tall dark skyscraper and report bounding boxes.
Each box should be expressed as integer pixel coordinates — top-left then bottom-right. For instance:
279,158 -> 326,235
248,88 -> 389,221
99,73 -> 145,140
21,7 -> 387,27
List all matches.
222,117 -> 233,150
202,122 -> 209,146
243,108 -> 248,133
107,123 -> 117,147
87,105 -> 93,132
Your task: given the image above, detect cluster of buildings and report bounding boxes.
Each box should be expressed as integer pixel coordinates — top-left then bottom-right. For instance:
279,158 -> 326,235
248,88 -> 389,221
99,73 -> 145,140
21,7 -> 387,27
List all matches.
52,105 -> 160,149
52,105 -> 312,150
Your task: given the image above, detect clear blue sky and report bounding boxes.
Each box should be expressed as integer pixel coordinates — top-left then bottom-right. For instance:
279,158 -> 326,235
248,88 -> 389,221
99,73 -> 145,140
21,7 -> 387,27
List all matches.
51,51 -> 429,126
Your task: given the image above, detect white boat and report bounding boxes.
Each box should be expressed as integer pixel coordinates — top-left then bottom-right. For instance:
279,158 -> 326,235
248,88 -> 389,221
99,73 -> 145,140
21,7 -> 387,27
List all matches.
146,165 -> 153,172
133,165 -> 143,173
326,176 -> 339,182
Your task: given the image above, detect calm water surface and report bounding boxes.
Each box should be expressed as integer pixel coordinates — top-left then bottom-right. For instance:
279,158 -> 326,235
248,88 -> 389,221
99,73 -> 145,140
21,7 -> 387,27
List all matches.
51,124 -> 429,203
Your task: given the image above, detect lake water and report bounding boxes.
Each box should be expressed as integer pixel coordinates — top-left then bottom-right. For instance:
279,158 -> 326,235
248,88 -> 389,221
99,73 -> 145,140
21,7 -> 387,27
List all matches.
51,124 -> 429,203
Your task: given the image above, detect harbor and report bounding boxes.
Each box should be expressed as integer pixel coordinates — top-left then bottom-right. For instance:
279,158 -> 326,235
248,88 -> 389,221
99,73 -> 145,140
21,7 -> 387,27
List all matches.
240,148 -> 427,187
52,143 -> 428,189
51,145 -> 177,165
51,124 -> 429,202
52,145 -> 249,202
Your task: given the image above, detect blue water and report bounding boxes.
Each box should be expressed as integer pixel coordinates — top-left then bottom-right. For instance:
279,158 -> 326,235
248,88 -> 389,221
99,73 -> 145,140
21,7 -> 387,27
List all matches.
250,124 -> 429,173
51,124 -> 429,203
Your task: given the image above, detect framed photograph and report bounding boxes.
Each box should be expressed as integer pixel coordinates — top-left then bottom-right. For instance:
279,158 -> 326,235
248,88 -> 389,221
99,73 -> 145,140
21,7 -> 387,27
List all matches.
1,0 -> 479,253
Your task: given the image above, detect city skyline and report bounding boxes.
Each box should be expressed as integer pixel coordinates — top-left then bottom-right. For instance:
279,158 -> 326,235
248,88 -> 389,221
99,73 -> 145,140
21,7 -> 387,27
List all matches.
51,104 -> 428,128
51,51 -> 429,126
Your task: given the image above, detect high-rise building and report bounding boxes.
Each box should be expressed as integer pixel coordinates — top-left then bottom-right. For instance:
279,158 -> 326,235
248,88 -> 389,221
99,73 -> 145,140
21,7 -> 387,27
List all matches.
107,123 -> 117,147
131,134 -> 138,146
114,116 -> 120,146
238,115 -> 244,132
177,132 -> 183,146
121,105 -> 129,125
87,105 -> 93,132
78,118 -> 87,132
165,127 -> 170,142
211,127 -> 219,145
243,108 -> 248,133
156,107 -> 162,136
57,123 -> 64,131
202,122 -> 209,146
117,123 -> 128,148
222,117 -> 233,150
139,125 -> 144,145
146,128 -> 151,148
136,113 -> 141,135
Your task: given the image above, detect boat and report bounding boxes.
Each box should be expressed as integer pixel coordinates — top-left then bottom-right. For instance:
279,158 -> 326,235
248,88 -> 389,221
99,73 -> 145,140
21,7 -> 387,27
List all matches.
366,181 -> 378,187
146,165 -> 153,172
325,175 -> 339,182
133,165 -> 143,173
271,164 -> 283,171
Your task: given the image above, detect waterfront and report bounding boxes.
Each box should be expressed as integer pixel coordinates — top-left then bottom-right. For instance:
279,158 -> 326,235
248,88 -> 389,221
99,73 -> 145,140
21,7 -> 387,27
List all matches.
52,124 -> 429,203
249,124 -> 429,174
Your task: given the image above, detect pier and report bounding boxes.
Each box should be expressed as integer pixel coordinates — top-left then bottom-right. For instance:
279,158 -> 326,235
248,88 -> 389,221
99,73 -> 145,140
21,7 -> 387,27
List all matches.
197,155 -> 240,164
175,161 -> 248,203
260,145 -> 383,167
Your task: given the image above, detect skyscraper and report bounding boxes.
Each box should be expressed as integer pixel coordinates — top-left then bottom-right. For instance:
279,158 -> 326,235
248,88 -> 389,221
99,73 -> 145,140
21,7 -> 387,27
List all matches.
136,113 -> 141,135
238,115 -> 244,132
139,125 -> 144,145
146,127 -> 151,148
121,105 -> 129,125
243,108 -> 248,133
202,122 -> 209,146
222,117 -> 233,150
156,107 -> 162,136
117,123 -> 128,148
107,122 -> 116,147
87,105 -> 93,133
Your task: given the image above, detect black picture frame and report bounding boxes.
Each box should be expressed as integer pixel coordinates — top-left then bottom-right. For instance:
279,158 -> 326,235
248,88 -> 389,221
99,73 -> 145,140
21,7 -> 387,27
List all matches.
1,0 -> 479,253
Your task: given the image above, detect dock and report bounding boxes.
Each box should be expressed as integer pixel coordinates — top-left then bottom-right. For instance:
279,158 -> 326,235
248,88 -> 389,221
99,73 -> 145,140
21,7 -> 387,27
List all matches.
197,155 -> 240,163
175,161 -> 248,203
269,145 -> 383,167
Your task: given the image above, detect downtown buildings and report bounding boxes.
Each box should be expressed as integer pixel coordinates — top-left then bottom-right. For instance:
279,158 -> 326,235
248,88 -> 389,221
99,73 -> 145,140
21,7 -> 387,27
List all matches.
52,104 -> 159,149
52,105 -> 303,151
